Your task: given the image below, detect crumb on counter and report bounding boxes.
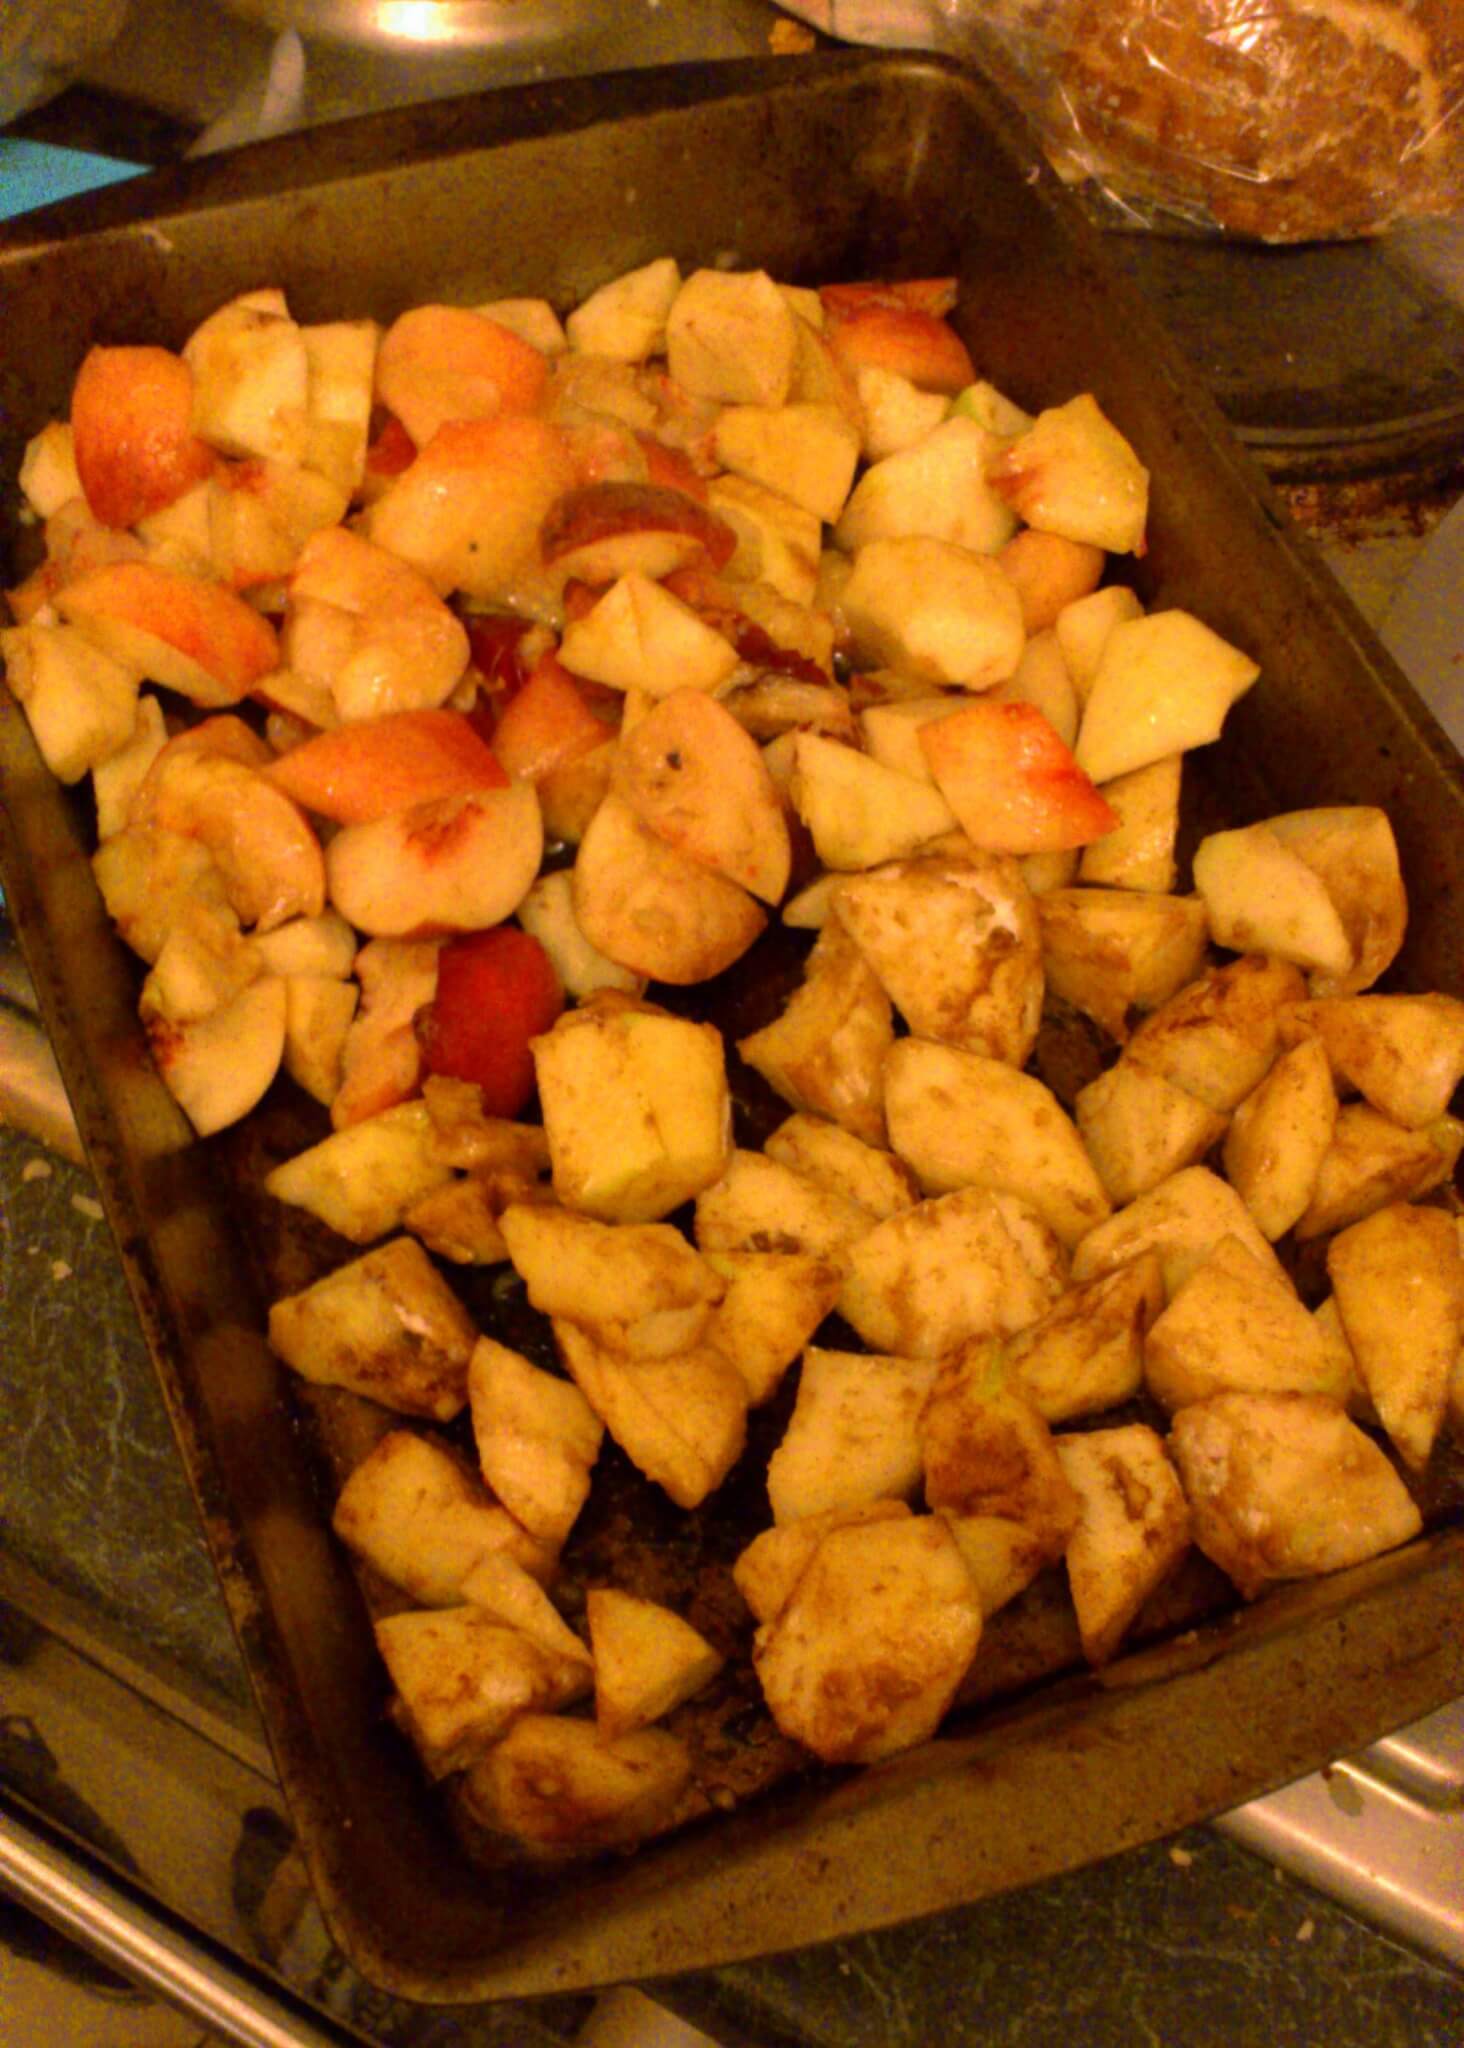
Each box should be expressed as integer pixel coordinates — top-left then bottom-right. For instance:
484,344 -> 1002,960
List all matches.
1169,1845 -> 1195,1868
21,1157 -> 52,1182
70,1193 -> 104,1221
50,1259 -> 73,1283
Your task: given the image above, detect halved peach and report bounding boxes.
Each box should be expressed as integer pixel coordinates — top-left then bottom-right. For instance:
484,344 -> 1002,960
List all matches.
71,345 -> 215,530
145,973 -> 287,1136
375,304 -> 549,448
365,416 -> 578,601
540,481 -> 736,586
140,744 -> 326,931
325,781 -> 543,937
55,560 -> 280,708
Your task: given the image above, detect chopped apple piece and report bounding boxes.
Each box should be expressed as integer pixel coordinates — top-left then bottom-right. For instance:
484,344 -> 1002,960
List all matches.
767,1346 -> 938,1523
920,698 -> 1116,855
1283,993 -> 1464,1131
1054,584 -> 1144,703
264,1100 -> 455,1243
375,1607 -> 588,1778
587,1588 -> 724,1736
558,571 -> 738,697
571,791 -> 765,984
705,473 -> 822,605
841,535 -> 1026,688
1263,807 -> 1406,996
1327,1202 -> 1464,1472
884,1038 -> 1110,1248
835,416 -> 1016,557
459,1553 -> 589,1666
1075,610 -> 1259,785
460,1713 -> 691,1860
183,291 -> 311,464
467,1337 -> 603,1550
282,973 -> 357,1106
1,621 -> 141,784
1144,1235 -> 1347,1412
1071,1165 -> 1288,1301
19,419 -> 82,519
852,365 -> 948,460
1006,1255 -> 1162,1423
941,1513 -> 1051,1619
1296,1105 -> 1463,1240
531,998 -> 731,1224
136,743 -> 326,933
753,1515 -> 981,1764
1193,824 -> 1353,977
703,1250 -> 843,1406
989,628 -> 1080,748
839,1187 -> 1066,1358
1124,953 -> 1306,1113
990,394 -> 1149,554
1078,754 -> 1181,892
498,1203 -> 722,1344
1221,1036 -> 1337,1240
694,1149 -> 875,1266
92,692 -> 168,839
1170,1392 -> 1422,1599
920,1343 -> 1079,1561
554,1321 -> 747,1510
791,731 -> 955,870
333,1430 -> 552,1604
566,257 -> 680,361
763,1113 -> 918,1221
1056,1425 -> 1190,1665
1074,1057 -> 1229,1208
836,851 -> 1044,1065
714,402 -> 860,524
267,1233 -> 477,1417
736,917 -> 895,1146
665,267 -> 799,406
734,1501 -> 913,1625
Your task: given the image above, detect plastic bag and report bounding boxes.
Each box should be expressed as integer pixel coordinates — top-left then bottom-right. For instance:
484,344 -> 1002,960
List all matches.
779,2 -> 1464,241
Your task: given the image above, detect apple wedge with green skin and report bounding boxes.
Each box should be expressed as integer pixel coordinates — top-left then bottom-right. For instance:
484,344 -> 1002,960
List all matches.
540,480 -> 736,587
326,780 -> 543,939
144,972 -> 287,1137
365,416 -> 578,601
920,698 -> 1117,855
55,560 -> 281,709
572,792 -> 766,984
611,687 -> 792,905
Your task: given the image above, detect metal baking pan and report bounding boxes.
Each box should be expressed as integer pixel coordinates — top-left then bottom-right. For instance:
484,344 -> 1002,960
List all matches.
2,52 -> 1461,2004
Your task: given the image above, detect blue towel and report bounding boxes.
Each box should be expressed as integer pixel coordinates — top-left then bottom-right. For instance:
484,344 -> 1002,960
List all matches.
0,139 -> 143,223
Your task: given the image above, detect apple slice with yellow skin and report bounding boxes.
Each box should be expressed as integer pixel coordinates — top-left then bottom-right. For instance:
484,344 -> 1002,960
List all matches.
55,560 -> 280,709
144,972 -> 287,1136
611,687 -> 792,905
572,792 -> 766,984
557,571 -> 739,697
541,481 -> 736,586
70,345 -> 215,530
921,698 -> 1117,855
366,416 -> 578,600
326,781 -> 543,939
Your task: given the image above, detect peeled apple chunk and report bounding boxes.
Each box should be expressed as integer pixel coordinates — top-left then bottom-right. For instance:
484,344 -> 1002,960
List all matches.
753,1515 -> 982,1765
1192,824 -> 1353,976
1326,1201 -> 1464,1473
1074,610 -> 1259,785
841,535 -> 1026,688
1169,1391 -> 1422,1600
990,394 -> 1149,555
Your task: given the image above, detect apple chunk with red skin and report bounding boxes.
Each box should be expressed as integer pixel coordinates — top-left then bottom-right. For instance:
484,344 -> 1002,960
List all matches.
540,481 -> 736,587
326,782 -> 543,938
920,699 -> 1117,855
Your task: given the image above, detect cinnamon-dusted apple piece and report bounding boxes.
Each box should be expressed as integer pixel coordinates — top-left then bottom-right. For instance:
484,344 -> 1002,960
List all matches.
467,1338 -> 604,1552
767,1346 -> 938,1524
1327,1201 -> 1464,1473
1169,1392 -> 1422,1600
1035,888 -> 1210,1044
267,1234 -> 476,1418
571,791 -> 766,985
586,1589 -> 724,1737
1143,1235 -> 1350,1413
375,1607 -> 589,1779
553,1320 -> 747,1511
736,916 -> 895,1147
1220,1034 -> 1338,1241
1056,1424 -> 1190,1665
460,1714 -> 691,1860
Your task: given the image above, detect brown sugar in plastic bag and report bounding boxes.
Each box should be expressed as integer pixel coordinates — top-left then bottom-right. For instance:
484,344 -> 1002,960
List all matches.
777,1 -> 1464,241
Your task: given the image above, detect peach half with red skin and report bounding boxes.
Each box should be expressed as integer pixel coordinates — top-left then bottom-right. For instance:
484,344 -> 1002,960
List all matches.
55,560 -> 280,708
920,698 -> 1118,855
540,481 -> 737,586
70,345 -> 215,531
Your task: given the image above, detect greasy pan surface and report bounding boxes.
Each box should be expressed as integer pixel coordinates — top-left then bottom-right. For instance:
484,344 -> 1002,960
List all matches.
2,52 -> 1462,2002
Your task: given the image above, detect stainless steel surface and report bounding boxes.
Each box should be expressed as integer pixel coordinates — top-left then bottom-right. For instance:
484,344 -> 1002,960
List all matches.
0,1803 -> 344,2048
